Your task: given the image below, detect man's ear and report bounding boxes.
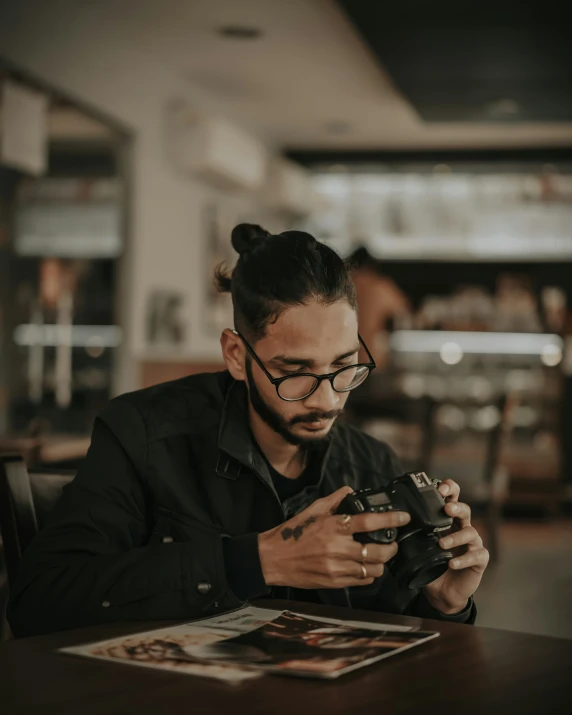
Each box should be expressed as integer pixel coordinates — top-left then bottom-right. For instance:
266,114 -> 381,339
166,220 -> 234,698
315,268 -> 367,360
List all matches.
220,329 -> 246,381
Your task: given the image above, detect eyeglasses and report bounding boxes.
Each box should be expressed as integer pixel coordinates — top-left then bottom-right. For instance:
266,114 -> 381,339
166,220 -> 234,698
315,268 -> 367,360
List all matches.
233,330 -> 376,402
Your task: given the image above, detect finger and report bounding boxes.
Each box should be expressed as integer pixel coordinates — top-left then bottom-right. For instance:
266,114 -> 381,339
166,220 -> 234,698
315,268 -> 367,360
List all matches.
336,576 -> 376,588
361,562 -> 384,580
336,561 -> 385,581
439,479 -> 460,502
345,510 -> 411,535
449,547 -> 490,572
309,486 -> 354,516
445,500 -> 471,527
439,526 -> 482,551
348,540 -> 398,564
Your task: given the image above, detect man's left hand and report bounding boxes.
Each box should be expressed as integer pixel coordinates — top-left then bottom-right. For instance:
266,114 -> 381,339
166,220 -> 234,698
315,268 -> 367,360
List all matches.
423,479 -> 489,615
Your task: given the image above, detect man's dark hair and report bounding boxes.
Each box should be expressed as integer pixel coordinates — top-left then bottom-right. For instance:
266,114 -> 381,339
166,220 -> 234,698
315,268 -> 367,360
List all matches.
215,223 -> 357,340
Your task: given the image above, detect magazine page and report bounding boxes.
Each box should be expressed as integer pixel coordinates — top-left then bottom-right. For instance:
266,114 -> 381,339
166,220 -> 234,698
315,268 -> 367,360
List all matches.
300,613 -> 416,633
60,607 -> 439,682
192,606 -> 287,633
181,610 -> 439,680
59,607 -> 284,685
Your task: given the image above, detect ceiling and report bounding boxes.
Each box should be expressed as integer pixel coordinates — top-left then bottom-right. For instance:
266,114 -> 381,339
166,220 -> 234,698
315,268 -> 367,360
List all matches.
5,0 -> 572,152
0,103 -> 116,142
336,0 -> 572,123
104,0 -> 572,151
0,63 -> 123,144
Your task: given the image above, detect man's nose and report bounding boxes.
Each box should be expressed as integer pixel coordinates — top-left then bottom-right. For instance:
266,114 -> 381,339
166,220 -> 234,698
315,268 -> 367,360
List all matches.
303,378 -> 340,412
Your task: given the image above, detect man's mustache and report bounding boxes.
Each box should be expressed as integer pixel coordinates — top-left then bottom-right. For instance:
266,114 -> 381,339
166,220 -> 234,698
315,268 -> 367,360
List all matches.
289,409 -> 343,426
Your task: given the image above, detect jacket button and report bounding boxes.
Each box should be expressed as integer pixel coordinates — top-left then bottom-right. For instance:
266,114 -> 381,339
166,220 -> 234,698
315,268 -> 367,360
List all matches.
162,536 -> 174,543
101,600 -> 111,608
196,582 -> 212,595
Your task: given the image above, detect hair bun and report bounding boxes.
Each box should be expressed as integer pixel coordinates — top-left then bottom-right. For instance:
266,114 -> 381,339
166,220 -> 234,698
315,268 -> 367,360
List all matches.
279,230 -> 316,244
231,223 -> 271,256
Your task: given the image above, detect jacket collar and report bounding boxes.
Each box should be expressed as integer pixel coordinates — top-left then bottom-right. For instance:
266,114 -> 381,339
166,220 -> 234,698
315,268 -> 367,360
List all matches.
217,379 -> 271,481
216,376 -> 335,483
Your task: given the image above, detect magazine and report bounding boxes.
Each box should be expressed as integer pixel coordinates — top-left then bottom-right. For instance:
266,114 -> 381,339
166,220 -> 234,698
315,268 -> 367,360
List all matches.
60,606 -> 439,683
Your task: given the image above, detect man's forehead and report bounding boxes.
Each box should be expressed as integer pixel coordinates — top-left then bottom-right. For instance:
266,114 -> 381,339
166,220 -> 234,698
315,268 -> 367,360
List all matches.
259,303 -> 356,350
260,326 -> 359,363
270,301 -> 356,335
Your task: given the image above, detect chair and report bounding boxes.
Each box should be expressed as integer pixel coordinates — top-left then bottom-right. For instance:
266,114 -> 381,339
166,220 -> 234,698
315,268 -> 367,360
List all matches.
0,454 -> 75,625
347,395 -> 438,473
0,454 -> 75,640
430,395 -> 511,564
348,391 -> 510,564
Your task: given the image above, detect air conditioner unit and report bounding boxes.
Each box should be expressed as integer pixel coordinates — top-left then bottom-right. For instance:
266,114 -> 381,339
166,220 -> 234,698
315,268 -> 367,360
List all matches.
264,158 -> 317,216
167,106 -> 267,191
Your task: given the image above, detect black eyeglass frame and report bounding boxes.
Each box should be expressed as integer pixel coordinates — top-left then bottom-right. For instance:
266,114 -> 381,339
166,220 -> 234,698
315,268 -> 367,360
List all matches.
232,329 -> 376,402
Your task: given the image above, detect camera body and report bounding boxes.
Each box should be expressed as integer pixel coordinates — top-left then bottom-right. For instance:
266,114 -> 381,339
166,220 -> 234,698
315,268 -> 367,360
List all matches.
336,471 -> 454,590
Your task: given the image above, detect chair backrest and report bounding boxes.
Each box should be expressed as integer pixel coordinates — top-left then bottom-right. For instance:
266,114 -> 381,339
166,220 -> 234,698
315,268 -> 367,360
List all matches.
0,454 -> 75,586
349,395 -> 437,473
29,470 -> 76,530
430,394 -> 509,502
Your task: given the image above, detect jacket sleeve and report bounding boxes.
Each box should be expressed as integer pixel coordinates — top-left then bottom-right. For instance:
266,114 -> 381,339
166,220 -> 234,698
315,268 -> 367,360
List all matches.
405,593 -> 477,624
7,399 -> 242,637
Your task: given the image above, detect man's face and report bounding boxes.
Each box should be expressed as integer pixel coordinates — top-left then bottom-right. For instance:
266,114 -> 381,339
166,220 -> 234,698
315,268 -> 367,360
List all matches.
243,300 -> 360,446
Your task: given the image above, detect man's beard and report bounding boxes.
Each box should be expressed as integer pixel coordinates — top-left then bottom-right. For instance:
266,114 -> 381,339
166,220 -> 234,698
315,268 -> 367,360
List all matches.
245,358 -> 342,448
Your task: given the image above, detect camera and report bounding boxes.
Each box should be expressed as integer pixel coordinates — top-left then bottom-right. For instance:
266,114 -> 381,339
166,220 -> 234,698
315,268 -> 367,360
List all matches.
336,472 -> 454,590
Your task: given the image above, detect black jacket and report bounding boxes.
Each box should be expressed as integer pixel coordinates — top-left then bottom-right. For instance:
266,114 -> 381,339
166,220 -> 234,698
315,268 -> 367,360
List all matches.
8,372 -> 475,637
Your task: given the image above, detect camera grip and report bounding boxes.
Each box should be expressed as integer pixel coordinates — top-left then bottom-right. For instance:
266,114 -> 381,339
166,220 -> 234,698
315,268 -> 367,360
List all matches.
335,494 -> 398,544
354,527 -> 398,545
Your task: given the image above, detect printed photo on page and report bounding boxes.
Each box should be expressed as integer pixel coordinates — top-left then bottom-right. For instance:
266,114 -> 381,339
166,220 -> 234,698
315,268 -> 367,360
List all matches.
182,610 -> 439,679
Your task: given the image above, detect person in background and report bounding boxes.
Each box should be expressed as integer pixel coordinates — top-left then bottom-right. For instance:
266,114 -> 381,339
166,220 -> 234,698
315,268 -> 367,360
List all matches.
8,225 -> 487,637
349,247 -> 411,368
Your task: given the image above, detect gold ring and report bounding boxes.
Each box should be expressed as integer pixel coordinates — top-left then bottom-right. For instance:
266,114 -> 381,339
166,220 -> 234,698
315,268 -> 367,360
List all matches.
361,564 -> 368,579
361,544 -> 368,562
339,514 -> 352,530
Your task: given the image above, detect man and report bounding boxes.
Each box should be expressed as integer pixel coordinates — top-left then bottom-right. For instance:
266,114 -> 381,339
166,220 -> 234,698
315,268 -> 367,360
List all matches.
8,225 -> 487,637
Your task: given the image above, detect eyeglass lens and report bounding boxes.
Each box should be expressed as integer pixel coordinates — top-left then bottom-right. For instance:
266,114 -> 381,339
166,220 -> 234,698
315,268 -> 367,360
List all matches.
277,365 -> 370,400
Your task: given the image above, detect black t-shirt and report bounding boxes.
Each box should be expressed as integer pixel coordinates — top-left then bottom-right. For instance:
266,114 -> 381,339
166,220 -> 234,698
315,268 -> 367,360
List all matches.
262,452 -> 325,605
265,454 -> 319,503
223,448 -> 325,605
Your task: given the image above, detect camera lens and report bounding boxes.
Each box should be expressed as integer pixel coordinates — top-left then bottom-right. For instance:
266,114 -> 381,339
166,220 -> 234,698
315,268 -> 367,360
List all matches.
389,532 -> 453,590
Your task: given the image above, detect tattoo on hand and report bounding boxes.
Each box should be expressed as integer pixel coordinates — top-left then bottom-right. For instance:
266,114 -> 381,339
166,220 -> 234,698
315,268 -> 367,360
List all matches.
281,516 -> 317,542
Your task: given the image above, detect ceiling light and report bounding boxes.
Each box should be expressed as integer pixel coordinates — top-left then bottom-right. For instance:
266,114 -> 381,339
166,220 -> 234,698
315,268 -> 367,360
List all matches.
440,342 -> 464,365
324,121 -> 353,135
470,405 -> 501,431
540,343 -> 563,367
217,26 -> 263,40
487,98 -> 521,119
391,330 -> 564,357
14,324 -> 122,348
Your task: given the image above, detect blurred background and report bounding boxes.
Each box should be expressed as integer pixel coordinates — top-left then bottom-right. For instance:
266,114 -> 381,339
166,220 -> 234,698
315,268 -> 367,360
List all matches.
1,0 -> 571,640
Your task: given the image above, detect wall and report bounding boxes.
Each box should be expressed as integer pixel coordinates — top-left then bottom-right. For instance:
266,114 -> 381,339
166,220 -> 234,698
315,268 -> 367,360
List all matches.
0,1 -> 279,392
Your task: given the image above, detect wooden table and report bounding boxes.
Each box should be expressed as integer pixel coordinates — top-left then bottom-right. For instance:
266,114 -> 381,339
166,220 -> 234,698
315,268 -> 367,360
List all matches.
1,600 -> 571,714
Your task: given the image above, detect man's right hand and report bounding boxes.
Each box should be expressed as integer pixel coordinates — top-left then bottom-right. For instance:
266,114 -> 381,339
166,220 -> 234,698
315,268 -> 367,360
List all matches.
257,486 -> 411,590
